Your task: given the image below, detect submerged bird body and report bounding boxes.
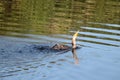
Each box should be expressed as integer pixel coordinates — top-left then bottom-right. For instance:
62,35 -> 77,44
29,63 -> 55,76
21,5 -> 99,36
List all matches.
52,44 -> 70,50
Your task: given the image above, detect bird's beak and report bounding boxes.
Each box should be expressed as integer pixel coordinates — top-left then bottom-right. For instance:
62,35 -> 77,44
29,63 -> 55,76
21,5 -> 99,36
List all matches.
73,31 -> 79,37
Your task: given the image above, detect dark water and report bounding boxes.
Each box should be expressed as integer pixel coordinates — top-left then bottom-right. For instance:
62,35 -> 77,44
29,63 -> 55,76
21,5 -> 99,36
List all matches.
0,0 -> 120,80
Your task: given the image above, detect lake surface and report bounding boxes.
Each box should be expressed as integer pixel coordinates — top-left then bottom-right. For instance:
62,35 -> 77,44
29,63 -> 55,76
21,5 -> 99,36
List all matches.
0,0 -> 120,80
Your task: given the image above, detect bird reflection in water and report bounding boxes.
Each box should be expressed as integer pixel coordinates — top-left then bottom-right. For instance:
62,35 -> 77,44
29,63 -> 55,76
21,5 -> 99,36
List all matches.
72,48 -> 79,64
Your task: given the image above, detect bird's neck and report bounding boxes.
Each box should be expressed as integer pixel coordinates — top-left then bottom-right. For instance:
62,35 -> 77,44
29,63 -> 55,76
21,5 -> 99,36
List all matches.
72,37 -> 76,49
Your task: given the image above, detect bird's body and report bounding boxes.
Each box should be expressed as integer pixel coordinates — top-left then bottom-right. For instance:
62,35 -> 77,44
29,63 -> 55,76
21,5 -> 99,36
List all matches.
52,44 -> 70,50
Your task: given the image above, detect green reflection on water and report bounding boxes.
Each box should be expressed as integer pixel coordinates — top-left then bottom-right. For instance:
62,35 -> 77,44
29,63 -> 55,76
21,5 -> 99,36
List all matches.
0,0 -> 119,36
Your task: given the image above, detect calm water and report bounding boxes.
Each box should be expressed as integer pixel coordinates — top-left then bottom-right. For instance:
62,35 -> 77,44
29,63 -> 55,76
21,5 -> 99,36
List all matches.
0,0 -> 120,80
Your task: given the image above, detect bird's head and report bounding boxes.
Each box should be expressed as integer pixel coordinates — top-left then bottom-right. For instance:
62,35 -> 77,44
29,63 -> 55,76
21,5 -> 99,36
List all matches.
73,31 -> 79,38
